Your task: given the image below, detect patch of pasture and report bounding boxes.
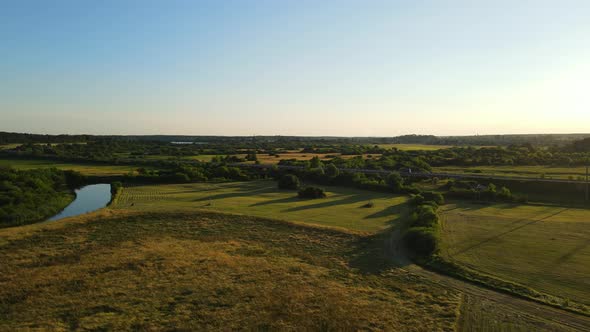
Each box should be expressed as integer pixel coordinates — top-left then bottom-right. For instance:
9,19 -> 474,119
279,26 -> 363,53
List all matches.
0,158 -> 144,176
440,202 -> 590,306
114,181 -> 408,233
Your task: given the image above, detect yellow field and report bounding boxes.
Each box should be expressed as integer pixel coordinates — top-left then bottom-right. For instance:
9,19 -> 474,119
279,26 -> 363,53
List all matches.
0,210 -> 459,330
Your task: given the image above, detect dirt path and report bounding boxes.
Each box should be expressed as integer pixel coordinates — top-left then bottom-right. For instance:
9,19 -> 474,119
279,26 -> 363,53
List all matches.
386,222 -> 590,331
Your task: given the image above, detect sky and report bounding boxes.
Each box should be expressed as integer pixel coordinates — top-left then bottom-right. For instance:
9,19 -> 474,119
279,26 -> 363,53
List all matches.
1,0 -> 590,136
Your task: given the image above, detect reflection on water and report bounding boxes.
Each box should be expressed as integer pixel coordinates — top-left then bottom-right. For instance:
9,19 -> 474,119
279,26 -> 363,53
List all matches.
48,184 -> 111,221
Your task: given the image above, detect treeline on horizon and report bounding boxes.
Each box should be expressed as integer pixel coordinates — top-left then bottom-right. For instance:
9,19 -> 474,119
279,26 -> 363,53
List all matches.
4,137 -> 590,170
2,131 -> 590,147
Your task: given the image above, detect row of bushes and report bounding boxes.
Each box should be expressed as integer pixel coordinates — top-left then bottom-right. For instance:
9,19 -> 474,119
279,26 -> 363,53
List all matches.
444,180 -> 523,203
108,181 -> 123,205
403,193 -> 444,258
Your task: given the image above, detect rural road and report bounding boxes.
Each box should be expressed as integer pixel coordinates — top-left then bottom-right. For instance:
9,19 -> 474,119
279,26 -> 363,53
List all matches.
385,220 -> 590,331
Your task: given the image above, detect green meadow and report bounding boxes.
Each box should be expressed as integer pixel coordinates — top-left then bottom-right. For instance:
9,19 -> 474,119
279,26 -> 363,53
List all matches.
0,158 -> 144,176
439,202 -> 590,306
114,181 -> 409,233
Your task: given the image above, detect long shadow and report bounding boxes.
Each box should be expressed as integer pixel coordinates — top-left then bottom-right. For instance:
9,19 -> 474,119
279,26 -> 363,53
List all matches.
451,208 -> 569,256
192,186 -> 274,202
347,228 -> 397,274
363,202 -> 405,219
249,196 -> 300,207
282,194 -> 366,213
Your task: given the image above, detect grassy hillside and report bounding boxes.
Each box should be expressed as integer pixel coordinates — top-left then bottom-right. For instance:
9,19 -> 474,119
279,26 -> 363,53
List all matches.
439,202 -> 590,306
113,181 -> 409,233
0,210 -> 459,331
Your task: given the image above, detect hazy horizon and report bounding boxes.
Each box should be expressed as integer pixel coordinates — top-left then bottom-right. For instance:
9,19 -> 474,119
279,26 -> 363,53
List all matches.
2,1 -> 589,136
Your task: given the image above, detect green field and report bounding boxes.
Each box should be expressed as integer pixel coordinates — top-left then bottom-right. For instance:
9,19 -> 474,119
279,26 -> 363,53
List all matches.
0,210 -> 459,330
434,165 -> 589,180
0,158 -> 144,176
439,202 -> 590,306
114,181 -> 409,233
0,144 -> 21,150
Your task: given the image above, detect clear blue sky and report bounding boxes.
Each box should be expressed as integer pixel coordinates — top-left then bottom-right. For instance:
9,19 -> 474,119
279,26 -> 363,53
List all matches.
1,0 -> 589,136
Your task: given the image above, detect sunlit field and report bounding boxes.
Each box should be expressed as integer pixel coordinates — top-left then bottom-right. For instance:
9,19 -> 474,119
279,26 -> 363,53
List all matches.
0,210 -> 459,331
0,158 -> 144,176
114,181 -> 408,233
439,202 -> 590,306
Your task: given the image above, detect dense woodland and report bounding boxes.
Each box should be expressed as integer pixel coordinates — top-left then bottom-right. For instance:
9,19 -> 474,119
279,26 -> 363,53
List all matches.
0,168 -> 84,227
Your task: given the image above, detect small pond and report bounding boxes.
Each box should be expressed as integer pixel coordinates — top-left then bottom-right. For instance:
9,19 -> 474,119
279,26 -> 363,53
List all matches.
48,184 -> 112,221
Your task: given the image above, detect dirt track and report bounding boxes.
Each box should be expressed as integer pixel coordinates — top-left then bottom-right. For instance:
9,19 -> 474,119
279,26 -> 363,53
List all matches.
386,223 -> 590,331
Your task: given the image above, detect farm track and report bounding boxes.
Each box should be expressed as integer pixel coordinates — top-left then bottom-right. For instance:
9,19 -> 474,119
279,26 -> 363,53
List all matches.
386,222 -> 590,331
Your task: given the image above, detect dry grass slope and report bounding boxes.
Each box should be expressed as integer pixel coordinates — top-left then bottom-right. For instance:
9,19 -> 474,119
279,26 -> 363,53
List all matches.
0,210 -> 459,331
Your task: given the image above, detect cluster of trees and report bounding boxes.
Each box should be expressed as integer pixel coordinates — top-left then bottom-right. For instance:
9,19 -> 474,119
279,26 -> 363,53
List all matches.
444,180 -> 520,203
420,145 -> 590,167
404,194 -> 444,258
123,164 -> 254,184
298,187 -> 326,199
0,167 -> 84,227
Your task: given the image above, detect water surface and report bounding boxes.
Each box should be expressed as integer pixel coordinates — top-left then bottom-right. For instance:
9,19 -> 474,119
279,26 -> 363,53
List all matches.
48,184 -> 111,221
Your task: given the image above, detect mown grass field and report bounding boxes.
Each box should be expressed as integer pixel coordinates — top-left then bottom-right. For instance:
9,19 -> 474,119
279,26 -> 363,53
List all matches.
0,158 -> 144,176
439,202 -> 590,306
0,210 -> 460,331
434,165 -> 589,180
114,181 -> 408,233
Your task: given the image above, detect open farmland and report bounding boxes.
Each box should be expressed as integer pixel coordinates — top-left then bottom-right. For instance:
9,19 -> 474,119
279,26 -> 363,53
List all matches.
0,158 -> 145,176
0,210 -> 460,331
439,202 -> 590,307
114,181 -> 408,233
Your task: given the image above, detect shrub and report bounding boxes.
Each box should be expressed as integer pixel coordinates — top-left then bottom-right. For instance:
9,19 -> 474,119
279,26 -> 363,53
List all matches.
298,186 -> 326,199
404,227 -> 438,257
421,191 -> 445,205
278,174 -> 300,190
413,205 -> 439,227
386,172 -> 404,192
361,201 -> 374,208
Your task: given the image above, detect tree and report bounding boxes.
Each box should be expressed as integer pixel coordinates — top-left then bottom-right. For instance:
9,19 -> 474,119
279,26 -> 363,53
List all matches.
310,156 -> 322,168
278,174 -> 300,190
325,163 -> 339,178
386,171 -> 404,191
298,186 -> 326,199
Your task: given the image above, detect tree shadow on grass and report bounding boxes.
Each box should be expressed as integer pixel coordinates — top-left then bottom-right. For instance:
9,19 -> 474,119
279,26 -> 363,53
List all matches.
347,216 -> 410,274
249,195 -> 300,207
281,194 -> 366,213
192,185 -> 274,202
363,202 -> 406,219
